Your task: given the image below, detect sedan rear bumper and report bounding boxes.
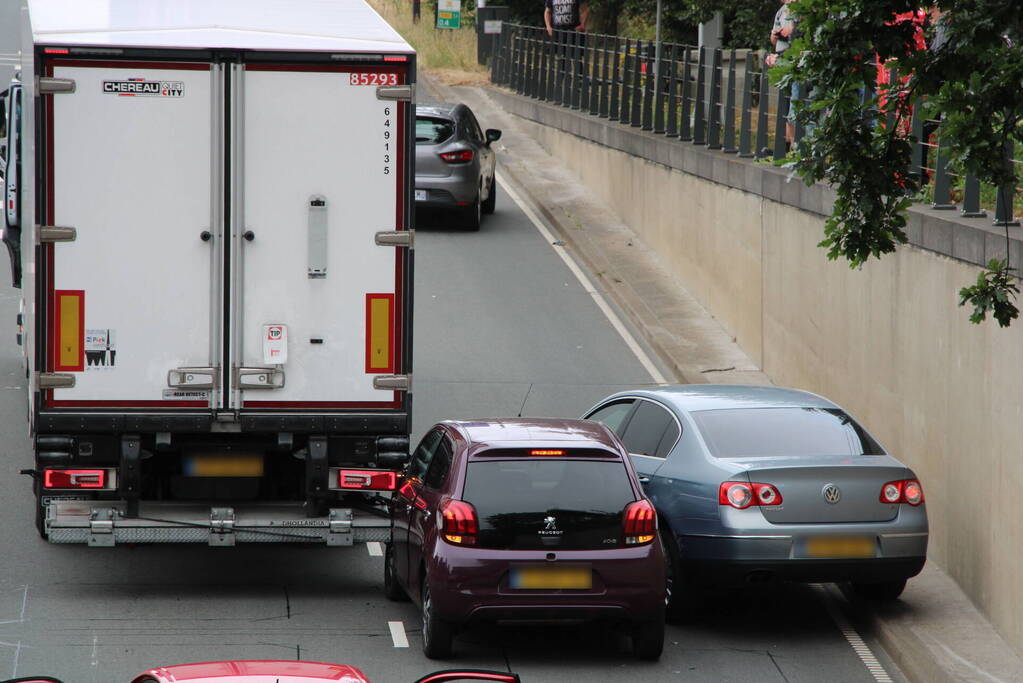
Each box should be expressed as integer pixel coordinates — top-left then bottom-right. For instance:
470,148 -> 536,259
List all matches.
416,170 -> 478,205
681,556 -> 926,585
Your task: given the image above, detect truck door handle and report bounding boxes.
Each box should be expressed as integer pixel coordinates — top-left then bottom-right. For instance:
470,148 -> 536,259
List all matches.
200,230 -> 212,242
243,230 -> 255,242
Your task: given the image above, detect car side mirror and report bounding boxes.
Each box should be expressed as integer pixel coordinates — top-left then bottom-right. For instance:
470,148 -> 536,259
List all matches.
485,129 -> 502,144
414,671 -> 520,683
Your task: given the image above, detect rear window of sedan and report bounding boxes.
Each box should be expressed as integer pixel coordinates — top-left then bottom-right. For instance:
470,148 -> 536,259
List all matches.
690,407 -> 884,458
416,116 -> 454,144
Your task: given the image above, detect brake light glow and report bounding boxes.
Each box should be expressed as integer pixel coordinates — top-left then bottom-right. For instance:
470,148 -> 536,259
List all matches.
43,468 -> 106,489
398,479 -> 428,509
439,150 -> 474,163
622,499 -> 657,544
439,499 -> 478,545
383,55 -> 408,62
719,481 -> 783,509
529,449 -> 565,456
338,469 -> 397,491
44,47 -> 70,54
880,479 -> 924,506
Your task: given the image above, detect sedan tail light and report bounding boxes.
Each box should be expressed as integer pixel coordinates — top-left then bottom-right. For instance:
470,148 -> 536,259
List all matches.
438,499 -> 478,545
719,481 -> 783,509
43,468 -> 109,489
439,149 -> 474,163
880,479 -> 924,506
622,499 -> 657,545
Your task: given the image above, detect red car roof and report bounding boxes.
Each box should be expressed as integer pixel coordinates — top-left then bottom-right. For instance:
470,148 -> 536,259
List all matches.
135,660 -> 369,683
447,417 -> 617,448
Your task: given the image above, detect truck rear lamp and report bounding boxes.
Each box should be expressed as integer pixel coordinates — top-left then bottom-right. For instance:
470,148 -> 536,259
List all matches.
43,47 -> 70,54
880,479 -> 924,506
622,499 -> 656,545
438,498 -> 478,545
719,481 -> 783,509
43,468 -> 110,489
336,468 -> 396,491
439,150 -> 474,163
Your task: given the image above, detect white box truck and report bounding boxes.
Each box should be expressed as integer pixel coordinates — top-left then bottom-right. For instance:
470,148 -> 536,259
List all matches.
1,0 -> 416,545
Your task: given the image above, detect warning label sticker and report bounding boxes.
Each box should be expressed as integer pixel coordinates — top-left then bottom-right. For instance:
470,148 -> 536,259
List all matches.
103,79 -> 184,97
85,329 -> 116,370
162,389 -> 210,401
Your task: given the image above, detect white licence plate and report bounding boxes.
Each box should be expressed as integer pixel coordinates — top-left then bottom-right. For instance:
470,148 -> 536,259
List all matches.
415,190 -> 428,201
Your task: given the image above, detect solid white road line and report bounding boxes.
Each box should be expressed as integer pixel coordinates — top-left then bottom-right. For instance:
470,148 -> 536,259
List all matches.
496,171 -> 668,385
367,541 -> 383,557
813,584 -> 894,683
388,620 -> 409,648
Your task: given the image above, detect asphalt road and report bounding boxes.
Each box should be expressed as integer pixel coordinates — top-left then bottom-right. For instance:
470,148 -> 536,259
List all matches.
0,4 -> 905,682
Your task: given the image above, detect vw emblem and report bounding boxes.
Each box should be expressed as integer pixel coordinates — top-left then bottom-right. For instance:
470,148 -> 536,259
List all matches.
822,484 -> 842,504
544,515 -> 557,530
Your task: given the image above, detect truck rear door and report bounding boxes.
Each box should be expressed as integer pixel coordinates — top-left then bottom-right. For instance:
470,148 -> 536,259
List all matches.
234,61 -> 408,410
44,59 -> 215,409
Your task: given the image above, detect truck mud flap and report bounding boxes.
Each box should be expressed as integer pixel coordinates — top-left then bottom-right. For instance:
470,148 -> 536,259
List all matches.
44,501 -> 392,547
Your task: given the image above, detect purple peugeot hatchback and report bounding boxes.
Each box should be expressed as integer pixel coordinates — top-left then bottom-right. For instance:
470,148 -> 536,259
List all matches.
385,418 -> 666,660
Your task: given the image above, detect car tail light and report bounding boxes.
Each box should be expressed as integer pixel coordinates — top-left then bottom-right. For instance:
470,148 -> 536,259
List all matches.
622,499 -> 657,545
880,479 -> 924,506
337,469 -> 396,491
529,449 -> 564,456
439,150 -> 474,163
43,468 -> 107,489
438,499 -> 478,545
719,481 -> 783,509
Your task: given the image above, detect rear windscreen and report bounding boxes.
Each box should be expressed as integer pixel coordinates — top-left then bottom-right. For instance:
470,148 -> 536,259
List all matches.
462,460 -> 635,550
416,117 -> 454,144
690,407 -> 884,458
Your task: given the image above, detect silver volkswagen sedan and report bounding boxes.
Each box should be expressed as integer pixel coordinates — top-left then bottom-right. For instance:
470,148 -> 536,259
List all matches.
415,103 -> 500,231
583,385 -> 928,612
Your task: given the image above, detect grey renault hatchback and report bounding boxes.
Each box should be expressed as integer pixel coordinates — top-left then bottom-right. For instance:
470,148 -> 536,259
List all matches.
583,385 -> 928,612
415,103 -> 500,231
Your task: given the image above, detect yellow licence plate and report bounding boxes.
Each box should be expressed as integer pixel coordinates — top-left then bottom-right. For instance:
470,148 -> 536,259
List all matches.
186,454 -> 264,477
510,566 -> 592,590
804,536 -> 876,559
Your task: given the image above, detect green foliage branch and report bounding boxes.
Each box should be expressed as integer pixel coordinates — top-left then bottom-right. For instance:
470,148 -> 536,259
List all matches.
775,0 -> 1023,326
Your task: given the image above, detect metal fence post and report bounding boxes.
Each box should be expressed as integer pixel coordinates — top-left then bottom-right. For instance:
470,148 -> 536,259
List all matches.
722,48 -> 737,153
653,43 -> 667,134
570,32 -> 582,109
772,84 -> 789,160
738,50 -> 754,157
961,175 -> 987,218
680,47 -> 693,141
994,142 -> 1021,226
588,35 -> 601,115
693,47 -> 707,145
513,28 -> 525,95
630,40 -> 644,127
755,70 -> 770,158
931,124 -> 956,210
599,36 -> 611,118
665,44 -> 679,137
609,38 -> 621,121
642,42 -> 655,131
620,40 -> 633,124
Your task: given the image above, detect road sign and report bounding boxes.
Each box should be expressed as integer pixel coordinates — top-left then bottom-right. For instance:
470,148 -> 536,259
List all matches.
437,0 -> 461,29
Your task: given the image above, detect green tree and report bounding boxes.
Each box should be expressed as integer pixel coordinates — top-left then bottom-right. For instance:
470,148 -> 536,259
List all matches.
777,0 -> 1023,326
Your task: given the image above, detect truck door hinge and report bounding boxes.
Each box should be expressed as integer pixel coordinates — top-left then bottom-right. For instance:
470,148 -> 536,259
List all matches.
327,508 -> 354,546
37,225 -> 77,243
376,84 -> 414,102
235,367 -> 286,390
38,77 -> 76,94
373,374 -> 410,392
167,366 -> 219,390
375,230 -> 414,248
38,372 -> 75,389
209,507 -> 236,546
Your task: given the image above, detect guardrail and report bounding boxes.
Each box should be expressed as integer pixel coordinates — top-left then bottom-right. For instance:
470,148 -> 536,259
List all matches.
490,23 -> 1019,227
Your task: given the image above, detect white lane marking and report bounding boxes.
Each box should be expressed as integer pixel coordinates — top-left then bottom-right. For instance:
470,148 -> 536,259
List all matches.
367,541 -> 383,557
388,620 -> 409,648
497,171 -> 668,385
814,584 -> 894,683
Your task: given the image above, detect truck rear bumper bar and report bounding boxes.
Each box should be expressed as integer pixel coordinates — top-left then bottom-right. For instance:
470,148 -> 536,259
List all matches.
45,501 -> 392,547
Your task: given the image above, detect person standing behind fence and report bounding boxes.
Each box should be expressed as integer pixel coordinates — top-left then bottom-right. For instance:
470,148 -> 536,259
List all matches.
544,0 -> 588,103
765,0 -> 796,147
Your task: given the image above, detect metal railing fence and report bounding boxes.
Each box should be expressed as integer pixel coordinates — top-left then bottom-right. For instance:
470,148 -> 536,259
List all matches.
490,23 -> 1020,227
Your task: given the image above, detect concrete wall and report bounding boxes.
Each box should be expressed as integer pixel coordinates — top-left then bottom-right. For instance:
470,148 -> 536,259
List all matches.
492,89 -> 1023,653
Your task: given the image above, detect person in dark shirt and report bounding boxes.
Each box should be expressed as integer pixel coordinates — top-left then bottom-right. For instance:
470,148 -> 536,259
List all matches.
544,0 -> 588,36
